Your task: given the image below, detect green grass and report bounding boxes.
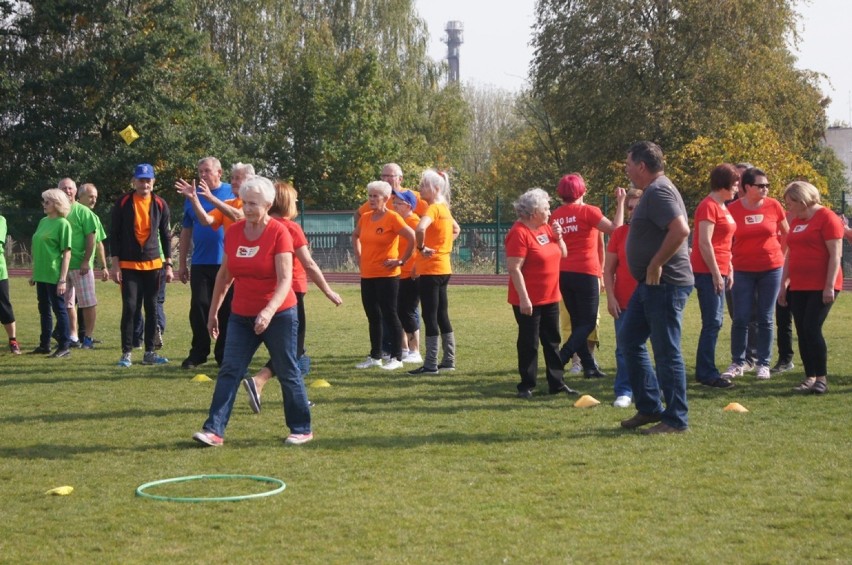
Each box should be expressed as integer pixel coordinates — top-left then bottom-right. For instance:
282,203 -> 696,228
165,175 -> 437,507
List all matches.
0,277 -> 850,564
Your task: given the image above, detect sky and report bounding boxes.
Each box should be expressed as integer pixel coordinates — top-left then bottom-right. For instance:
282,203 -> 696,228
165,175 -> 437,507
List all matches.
415,0 -> 852,125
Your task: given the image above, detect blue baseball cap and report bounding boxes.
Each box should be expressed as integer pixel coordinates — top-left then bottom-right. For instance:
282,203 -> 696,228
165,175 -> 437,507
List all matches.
392,189 -> 417,210
133,163 -> 155,179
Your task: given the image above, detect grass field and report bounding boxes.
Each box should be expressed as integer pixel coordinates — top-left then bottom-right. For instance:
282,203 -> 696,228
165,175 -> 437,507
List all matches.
1,276 -> 850,564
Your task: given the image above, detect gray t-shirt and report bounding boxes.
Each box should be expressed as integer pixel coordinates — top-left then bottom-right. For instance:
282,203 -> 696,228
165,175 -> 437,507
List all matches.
626,175 -> 694,286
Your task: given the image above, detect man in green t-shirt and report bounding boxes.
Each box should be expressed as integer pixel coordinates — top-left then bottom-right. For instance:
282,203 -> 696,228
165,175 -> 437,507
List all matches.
0,214 -> 21,353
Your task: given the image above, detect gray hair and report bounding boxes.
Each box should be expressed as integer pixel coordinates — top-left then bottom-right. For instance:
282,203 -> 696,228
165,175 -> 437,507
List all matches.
366,180 -> 392,198
513,188 -> 551,219
197,156 -> 222,172
382,163 -> 402,178
78,183 -> 96,198
239,176 -> 276,206
420,168 -> 451,204
232,162 -> 255,176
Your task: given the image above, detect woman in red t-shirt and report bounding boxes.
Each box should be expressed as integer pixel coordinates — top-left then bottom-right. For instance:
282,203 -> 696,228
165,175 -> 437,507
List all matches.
506,188 -> 577,398
778,181 -> 843,395
603,187 -> 643,408
193,176 -> 313,447
691,164 -> 739,388
550,173 -> 625,378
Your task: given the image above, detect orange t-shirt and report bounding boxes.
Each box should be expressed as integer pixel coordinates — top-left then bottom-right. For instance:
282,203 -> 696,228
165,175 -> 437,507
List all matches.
400,213 -> 420,279
119,193 -> 162,271
358,190 -> 429,217
357,210 -> 408,279
209,198 -> 243,232
728,198 -> 786,271
551,202 -> 604,275
690,196 -> 736,275
415,203 -> 453,275
505,221 -> 562,306
787,207 -> 844,291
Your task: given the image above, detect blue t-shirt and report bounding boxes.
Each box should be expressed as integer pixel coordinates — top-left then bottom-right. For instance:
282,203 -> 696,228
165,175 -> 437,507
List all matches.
182,182 -> 234,265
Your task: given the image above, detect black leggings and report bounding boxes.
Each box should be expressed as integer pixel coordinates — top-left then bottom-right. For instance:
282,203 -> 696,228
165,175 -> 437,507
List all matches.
788,290 -> 835,377
361,277 -> 402,359
397,278 -> 420,334
417,274 -> 452,337
559,271 -> 599,369
120,269 -> 160,353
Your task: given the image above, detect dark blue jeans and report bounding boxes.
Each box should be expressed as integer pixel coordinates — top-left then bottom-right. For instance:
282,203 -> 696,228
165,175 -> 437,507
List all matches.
612,314 -> 632,398
619,282 -> 692,429
694,273 -> 726,382
37,282 -> 69,349
202,308 -> 311,438
731,268 -> 782,367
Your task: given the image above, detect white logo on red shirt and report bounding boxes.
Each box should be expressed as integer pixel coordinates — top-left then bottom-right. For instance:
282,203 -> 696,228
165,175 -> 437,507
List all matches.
792,224 -> 808,233
236,245 -> 260,257
535,234 -> 550,245
744,214 -> 764,225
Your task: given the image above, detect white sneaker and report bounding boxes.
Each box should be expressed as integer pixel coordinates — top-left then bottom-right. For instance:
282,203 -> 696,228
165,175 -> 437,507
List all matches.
402,351 -> 423,364
381,358 -> 404,370
721,363 -> 743,379
613,395 -> 632,408
356,357 -> 382,369
381,353 -> 391,362
755,365 -> 771,380
569,359 -> 582,374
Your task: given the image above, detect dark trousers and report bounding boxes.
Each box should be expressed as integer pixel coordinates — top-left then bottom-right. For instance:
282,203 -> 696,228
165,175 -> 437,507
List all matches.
726,287 -> 758,363
188,264 -> 232,365
132,267 -> 167,344
397,277 -> 420,334
120,269 -> 160,353
788,290 -> 835,377
558,271 -> 600,369
265,292 -> 306,373
37,282 -> 68,349
775,300 -> 795,364
418,274 -> 452,337
361,277 -> 402,360
513,302 -> 565,392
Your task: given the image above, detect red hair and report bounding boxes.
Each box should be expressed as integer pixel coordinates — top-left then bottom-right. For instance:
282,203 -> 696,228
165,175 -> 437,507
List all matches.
557,173 -> 586,202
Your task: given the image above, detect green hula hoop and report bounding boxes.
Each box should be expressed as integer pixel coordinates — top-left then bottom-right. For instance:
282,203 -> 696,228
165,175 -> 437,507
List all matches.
136,474 -> 286,502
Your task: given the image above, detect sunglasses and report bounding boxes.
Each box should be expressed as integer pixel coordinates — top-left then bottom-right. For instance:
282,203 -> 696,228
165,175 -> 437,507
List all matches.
752,183 -> 770,189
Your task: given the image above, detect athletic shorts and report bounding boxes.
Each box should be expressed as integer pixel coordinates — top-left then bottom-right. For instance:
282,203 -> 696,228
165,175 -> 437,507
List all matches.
0,279 -> 14,324
65,269 -> 97,308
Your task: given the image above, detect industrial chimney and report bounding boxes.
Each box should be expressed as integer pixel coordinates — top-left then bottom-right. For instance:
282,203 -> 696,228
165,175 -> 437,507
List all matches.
443,21 -> 464,84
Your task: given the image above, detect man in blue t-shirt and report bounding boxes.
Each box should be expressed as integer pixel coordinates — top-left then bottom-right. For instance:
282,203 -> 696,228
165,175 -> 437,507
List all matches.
175,157 -> 234,369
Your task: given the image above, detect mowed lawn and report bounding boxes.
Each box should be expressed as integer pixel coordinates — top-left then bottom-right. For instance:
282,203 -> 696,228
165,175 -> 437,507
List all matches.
0,276 -> 849,564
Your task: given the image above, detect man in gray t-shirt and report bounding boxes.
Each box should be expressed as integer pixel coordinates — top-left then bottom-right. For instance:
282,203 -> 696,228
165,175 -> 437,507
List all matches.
618,141 -> 694,434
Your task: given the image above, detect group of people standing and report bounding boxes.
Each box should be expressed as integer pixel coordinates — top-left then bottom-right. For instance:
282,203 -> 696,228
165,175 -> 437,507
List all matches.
506,141 -> 845,435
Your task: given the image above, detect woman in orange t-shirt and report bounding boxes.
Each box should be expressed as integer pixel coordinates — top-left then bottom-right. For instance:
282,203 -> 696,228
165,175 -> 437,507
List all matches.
351,180 -> 415,370
409,169 -> 459,375
778,181 -> 843,395
550,173 -> 624,378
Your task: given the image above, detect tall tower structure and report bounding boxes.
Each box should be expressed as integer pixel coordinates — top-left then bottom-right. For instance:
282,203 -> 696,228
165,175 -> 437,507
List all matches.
443,21 -> 464,84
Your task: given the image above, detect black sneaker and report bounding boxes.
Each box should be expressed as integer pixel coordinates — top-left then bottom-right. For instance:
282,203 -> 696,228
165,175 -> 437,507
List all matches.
49,348 -> 71,358
583,366 -> 607,378
550,383 -> 580,395
408,366 -> 439,375
68,339 -> 83,349
516,389 -> 533,399
30,345 -> 52,354
698,377 -> 735,389
770,360 -> 794,374
181,357 -> 204,370
437,362 -> 455,372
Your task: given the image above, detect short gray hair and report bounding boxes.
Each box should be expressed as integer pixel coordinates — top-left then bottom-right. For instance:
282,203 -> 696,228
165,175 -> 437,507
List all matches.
232,162 -> 255,176
366,180 -> 392,198
513,188 -> 551,219
239,176 -> 275,206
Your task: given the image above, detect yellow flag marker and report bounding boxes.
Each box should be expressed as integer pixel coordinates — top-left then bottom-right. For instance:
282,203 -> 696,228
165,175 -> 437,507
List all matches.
723,402 -> 749,413
119,124 -> 140,145
310,379 -> 331,388
45,486 -> 74,496
573,394 -> 600,408
191,374 -> 212,382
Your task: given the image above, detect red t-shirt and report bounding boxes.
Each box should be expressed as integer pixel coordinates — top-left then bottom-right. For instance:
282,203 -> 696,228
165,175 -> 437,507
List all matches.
787,207 -> 844,291
728,198 -> 786,271
357,210 -> 408,278
225,219 -> 297,316
606,224 -> 637,309
690,196 -> 736,275
505,221 -> 562,306
551,203 -> 604,275
276,218 -> 309,293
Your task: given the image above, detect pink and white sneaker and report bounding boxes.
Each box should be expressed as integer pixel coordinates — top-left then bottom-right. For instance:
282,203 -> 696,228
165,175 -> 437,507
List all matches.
284,432 -> 314,446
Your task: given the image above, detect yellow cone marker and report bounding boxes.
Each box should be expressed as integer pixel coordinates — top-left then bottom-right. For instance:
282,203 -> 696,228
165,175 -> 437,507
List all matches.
191,374 -> 212,382
310,379 -> 331,388
45,486 -> 74,496
119,124 -> 140,145
723,402 -> 749,413
573,394 -> 600,408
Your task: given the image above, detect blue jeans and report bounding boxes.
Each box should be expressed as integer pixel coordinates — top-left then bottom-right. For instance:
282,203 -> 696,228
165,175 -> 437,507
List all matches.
37,282 -> 69,349
202,308 -> 311,438
694,273 -> 726,382
612,314 -> 632,398
731,268 -> 782,367
619,282 -> 692,429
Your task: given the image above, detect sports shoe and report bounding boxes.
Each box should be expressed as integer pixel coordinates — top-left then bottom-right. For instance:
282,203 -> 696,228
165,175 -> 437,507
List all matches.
550,383 -> 580,396
9,340 -> 21,355
516,389 -> 533,399
770,360 -> 794,374
755,365 -> 771,380
584,366 -> 607,378
49,348 -> 71,358
381,358 -> 404,370
402,351 -> 423,364
68,339 -> 82,349
741,359 -> 755,373
408,365 -> 439,375
30,345 -> 51,354
192,431 -> 223,447
698,377 -> 734,389
242,378 -> 261,414
355,357 -> 382,369
381,353 -> 391,362
117,352 -> 132,368
437,362 -> 456,372
142,351 -> 169,365
181,357 -> 203,370
721,363 -> 743,379
284,432 -> 313,445
81,336 -> 95,349
613,395 -> 632,408
569,358 -> 582,374
154,327 -> 163,350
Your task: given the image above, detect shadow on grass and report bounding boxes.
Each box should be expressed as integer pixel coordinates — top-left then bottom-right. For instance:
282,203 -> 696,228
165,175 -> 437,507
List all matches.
0,407 -> 202,425
0,370 -> 211,387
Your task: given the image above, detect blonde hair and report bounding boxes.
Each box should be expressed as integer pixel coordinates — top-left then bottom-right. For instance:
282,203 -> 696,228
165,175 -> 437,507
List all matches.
42,188 -> 71,217
420,169 -> 451,204
783,181 -> 820,207
271,181 -> 299,220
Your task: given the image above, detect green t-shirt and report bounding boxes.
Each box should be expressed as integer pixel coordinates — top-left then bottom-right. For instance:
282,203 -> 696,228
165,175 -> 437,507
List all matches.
32,216 -> 72,284
0,215 -> 7,281
66,201 -> 99,269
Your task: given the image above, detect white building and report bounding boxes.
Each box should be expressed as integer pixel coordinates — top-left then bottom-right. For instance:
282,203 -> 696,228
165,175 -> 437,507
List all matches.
825,126 -> 852,190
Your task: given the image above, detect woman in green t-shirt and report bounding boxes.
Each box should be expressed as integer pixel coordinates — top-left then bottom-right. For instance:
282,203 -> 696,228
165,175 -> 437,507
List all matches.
0,214 -> 21,353
29,189 -> 73,357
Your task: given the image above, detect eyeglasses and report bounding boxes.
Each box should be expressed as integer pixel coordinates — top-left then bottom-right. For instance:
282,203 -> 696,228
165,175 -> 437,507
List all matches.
752,183 -> 770,189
